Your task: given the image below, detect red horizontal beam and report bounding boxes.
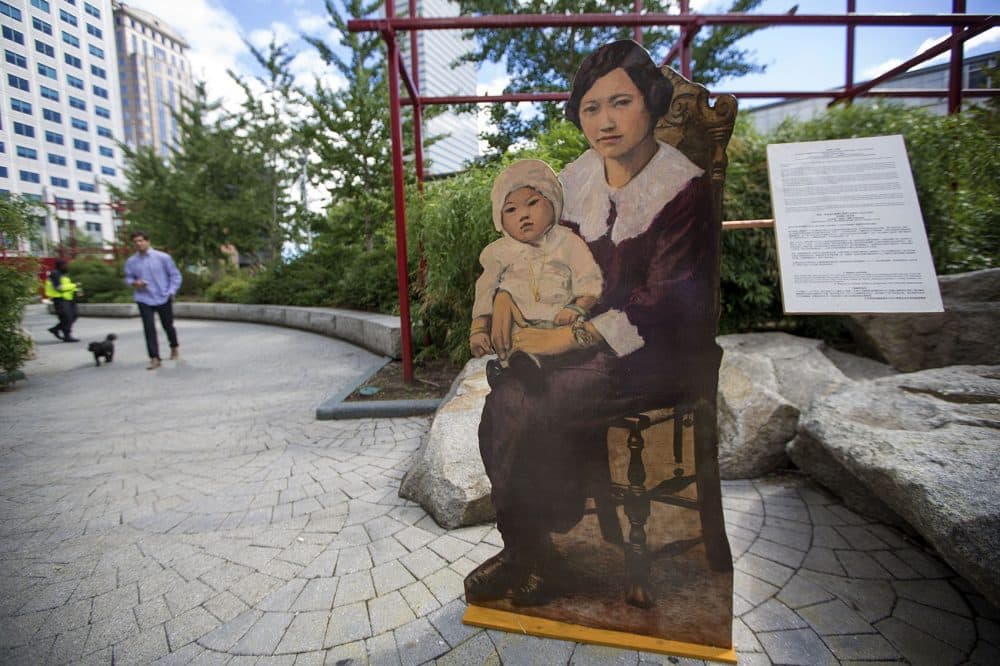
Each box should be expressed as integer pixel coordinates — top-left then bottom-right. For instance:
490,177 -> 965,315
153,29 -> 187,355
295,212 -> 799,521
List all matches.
348,13 -> 993,33
401,88 -> 999,106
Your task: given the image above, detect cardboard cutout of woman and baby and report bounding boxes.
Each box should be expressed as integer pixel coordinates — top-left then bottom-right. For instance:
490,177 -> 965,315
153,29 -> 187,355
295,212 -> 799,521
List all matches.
462,41 -> 735,657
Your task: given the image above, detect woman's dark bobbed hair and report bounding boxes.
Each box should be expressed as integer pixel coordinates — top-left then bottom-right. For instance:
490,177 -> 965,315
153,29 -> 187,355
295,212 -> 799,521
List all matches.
565,40 -> 673,130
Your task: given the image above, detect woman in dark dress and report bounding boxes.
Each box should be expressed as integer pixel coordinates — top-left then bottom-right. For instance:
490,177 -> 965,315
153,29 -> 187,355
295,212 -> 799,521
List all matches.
466,40 -> 723,607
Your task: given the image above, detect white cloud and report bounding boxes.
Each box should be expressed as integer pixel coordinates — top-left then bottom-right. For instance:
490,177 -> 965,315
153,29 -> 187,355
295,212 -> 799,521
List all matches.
861,27 -> 1000,81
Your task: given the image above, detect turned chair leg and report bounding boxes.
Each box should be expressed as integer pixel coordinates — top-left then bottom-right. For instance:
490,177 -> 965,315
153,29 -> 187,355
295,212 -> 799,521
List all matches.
623,424 -> 654,608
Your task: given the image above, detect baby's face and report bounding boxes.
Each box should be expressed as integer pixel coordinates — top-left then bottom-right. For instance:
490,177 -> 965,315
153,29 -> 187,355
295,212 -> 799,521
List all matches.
500,186 -> 555,245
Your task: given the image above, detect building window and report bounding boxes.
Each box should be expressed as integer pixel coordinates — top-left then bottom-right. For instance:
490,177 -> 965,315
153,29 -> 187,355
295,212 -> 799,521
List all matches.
96,126 -> 112,138
2,25 -> 24,45
69,96 -> 86,110
13,122 -> 35,138
76,160 -> 92,171
40,85 -> 59,101
86,222 -> 101,233
48,153 -> 66,165
16,146 -> 38,159
59,9 -> 77,27
0,2 -> 23,21
54,197 -> 73,210
73,139 -> 90,151
85,24 -> 101,39
19,171 -> 41,184
33,17 -> 52,35
88,43 -> 103,58
42,108 -> 62,122
10,98 -> 32,114
92,85 -> 108,99
5,49 -> 27,68
31,0 -> 50,12
64,53 -> 82,68
45,130 -> 64,145
95,106 -> 110,119
35,39 -> 55,56
67,74 -> 84,89
50,176 -> 69,187
98,146 -> 113,157
79,182 -> 96,192
83,202 -> 100,213
7,73 -> 29,91
71,118 -> 88,131
84,2 -> 100,19
62,30 -> 79,47
101,166 -> 115,176
37,63 -> 57,79
91,64 -> 106,78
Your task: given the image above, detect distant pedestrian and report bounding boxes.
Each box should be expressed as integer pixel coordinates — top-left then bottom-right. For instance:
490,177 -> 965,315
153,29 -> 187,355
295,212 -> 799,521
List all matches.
124,231 -> 181,370
45,260 -> 80,342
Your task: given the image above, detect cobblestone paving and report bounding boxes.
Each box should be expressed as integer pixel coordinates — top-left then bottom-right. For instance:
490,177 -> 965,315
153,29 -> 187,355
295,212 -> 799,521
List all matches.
2,305 -> 997,664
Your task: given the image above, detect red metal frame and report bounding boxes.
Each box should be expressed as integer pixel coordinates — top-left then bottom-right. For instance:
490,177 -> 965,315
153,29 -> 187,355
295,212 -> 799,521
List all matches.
351,5 -> 997,381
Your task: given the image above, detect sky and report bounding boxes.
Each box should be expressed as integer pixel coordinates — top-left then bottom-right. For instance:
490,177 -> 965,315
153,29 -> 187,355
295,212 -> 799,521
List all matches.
123,0 -> 1000,119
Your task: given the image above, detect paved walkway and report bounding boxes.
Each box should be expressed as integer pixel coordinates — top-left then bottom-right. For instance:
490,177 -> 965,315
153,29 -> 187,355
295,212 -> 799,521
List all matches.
2,305 -> 997,665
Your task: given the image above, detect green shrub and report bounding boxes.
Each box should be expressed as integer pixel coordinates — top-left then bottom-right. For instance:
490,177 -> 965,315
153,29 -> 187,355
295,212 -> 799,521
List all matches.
69,257 -> 132,303
204,274 -> 255,303
0,196 -> 40,386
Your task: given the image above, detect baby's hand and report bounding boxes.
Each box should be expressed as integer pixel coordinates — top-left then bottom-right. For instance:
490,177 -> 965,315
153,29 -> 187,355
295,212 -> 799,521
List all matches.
553,308 -> 580,326
469,332 -> 492,357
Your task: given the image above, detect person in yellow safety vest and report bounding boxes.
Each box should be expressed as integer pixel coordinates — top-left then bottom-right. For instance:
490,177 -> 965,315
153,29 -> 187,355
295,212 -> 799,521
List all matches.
45,260 -> 81,342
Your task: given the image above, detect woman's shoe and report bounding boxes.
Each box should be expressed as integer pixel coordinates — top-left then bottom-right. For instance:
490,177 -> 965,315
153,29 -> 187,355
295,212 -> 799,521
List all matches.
147,358 -> 162,370
511,569 -> 550,607
464,550 -> 517,602
47,326 -> 63,341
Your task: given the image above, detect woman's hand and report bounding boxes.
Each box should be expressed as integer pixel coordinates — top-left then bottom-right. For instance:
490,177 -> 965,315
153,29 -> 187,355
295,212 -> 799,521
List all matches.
511,326 -> 578,356
490,291 -> 527,361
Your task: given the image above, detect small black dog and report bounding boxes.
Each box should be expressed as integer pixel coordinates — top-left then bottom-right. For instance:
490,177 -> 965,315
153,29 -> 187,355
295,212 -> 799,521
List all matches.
88,334 -> 117,366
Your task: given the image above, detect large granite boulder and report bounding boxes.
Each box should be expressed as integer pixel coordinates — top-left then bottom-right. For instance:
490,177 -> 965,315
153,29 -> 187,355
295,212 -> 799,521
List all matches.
788,365 -> 1000,606
717,333 -> 857,479
398,358 -> 494,528
849,268 -> 1000,372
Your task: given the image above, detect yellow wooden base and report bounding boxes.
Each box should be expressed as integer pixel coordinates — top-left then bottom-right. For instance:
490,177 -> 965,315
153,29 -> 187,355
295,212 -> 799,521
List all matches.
463,604 -> 737,664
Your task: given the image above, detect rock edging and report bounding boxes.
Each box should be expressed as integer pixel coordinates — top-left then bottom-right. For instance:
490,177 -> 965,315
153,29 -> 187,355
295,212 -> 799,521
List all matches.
68,302 -> 401,359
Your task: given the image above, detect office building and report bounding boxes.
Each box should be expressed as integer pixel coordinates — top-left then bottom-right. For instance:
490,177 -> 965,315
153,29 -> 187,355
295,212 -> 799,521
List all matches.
112,1 -> 193,158
1,0 -> 126,250
396,0 -> 479,175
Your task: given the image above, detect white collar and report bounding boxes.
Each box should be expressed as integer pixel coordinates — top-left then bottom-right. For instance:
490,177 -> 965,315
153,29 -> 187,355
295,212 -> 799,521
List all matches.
560,141 -> 703,245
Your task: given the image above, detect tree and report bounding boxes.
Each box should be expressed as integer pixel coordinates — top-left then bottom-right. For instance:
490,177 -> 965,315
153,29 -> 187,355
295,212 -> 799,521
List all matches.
0,196 -> 41,386
114,83 -> 279,269
455,0 -> 767,155
230,38 -> 308,260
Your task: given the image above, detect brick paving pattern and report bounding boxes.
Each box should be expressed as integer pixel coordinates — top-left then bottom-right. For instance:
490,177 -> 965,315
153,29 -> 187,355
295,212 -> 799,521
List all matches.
2,305 -> 998,664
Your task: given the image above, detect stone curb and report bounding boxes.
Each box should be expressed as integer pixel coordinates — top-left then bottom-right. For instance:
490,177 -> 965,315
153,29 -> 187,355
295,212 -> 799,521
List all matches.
64,302 -> 402,359
314,357 -> 442,420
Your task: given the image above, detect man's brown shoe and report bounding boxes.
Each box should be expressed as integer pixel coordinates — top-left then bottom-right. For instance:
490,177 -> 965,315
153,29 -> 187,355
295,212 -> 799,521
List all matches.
147,358 -> 162,370
169,348 -> 179,360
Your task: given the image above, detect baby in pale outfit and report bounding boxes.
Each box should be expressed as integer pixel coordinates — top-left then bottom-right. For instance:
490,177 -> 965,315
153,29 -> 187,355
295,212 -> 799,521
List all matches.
470,159 -> 603,389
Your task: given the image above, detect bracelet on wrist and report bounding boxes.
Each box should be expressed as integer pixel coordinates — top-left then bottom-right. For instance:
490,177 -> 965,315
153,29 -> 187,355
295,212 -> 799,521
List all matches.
571,318 -> 595,348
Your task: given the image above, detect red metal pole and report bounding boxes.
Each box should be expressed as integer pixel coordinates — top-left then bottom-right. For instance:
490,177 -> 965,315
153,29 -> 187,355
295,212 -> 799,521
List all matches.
409,0 -> 424,190
633,0 -> 642,43
845,0 -> 855,104
949,0 -> 966,113
385,23 -> 415,383
679,0 -> 691,78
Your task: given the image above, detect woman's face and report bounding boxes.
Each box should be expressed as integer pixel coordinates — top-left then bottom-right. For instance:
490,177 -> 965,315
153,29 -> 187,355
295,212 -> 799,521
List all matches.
578,67 -> 654,163
500,187 -> 555,245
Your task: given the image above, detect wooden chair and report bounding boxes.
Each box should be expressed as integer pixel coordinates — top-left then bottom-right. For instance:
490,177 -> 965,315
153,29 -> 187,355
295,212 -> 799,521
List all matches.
600,66 -> 737,609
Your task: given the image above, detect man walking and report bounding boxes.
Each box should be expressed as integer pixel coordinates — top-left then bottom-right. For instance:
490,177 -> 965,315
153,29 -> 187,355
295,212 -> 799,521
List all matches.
124,231 -> 182,370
